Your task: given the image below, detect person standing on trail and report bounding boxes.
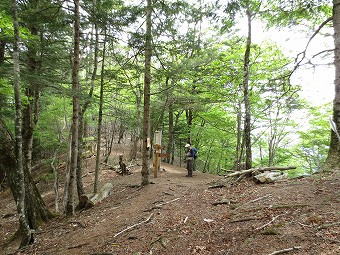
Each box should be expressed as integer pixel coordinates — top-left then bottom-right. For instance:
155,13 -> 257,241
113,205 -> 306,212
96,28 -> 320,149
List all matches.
185,144 -> 197,177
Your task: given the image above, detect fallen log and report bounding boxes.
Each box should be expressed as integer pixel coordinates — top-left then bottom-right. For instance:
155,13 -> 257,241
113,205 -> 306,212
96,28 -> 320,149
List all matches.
225,166 -> 296,178
79,193 -> 94,205
254,171 -> 288,183
80,182 -> 113,209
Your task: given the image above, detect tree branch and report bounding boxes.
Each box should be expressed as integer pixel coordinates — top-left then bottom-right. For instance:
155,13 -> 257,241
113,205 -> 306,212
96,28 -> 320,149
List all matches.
289,16 -> 333,80
114,213 -> 153,238
268,246 -> 302,255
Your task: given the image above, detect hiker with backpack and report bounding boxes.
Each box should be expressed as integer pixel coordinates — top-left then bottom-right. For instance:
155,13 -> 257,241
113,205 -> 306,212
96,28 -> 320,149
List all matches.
184,144 -> 198,177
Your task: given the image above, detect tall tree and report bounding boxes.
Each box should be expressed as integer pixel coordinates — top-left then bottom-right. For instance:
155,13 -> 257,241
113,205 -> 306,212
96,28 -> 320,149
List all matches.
327,0 -> 340,167
141,0 -> 152,186
79,0 -> 99,198
11,0 -> 33,246
65,0 -> 81,216
243,1 -> 252,170
94,28 -> 107,194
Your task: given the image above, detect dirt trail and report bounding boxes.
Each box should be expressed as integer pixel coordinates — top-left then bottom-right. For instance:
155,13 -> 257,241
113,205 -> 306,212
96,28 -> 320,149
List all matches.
1,160 -> 339,255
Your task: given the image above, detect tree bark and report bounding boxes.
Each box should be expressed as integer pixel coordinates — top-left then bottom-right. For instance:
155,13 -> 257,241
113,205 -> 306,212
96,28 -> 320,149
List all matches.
243,4 -> 252,170
130,99 -> 142,160
77,10 -> 99,200
11,0 -> 33,246
166,102 -> 174,164
141,0 -> 152,186
326,0 -> 340,168
185,108 -> 193,144
22,24 -> 40,175
65,0 -> 80,216
94,28 -> 106,194
233,99 -> 242,170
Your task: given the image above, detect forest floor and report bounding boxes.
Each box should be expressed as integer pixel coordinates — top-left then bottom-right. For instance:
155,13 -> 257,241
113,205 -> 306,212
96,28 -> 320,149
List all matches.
0,149 -> 340,255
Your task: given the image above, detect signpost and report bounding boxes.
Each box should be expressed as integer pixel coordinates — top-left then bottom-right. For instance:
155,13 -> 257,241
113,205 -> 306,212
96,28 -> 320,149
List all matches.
153,131 -> 162,177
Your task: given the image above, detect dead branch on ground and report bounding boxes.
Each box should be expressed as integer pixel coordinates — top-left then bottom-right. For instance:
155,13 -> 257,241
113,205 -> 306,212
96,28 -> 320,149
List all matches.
248,194 -> 272,204
212,199 -> 237,206
255,213 -> 287,231
268,246 -> 302,255
155,197 -> 180,207
114,213 -> 153,238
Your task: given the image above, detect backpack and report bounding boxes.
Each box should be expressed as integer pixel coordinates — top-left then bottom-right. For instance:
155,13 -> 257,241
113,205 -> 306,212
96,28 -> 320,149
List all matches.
191,148 -> 198,159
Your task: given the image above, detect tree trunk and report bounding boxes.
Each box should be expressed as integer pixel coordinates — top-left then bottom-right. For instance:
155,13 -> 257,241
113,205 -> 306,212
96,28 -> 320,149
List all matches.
166,102 -> 174,164
11,0 -> 33,246
233,99 -> 242,170
243,5 -> 252,170
22,24 -> 40,175
141,0 -> 152,186
326,0 -> 340,168
94,28 -> 106,194
104,121 -> 115,163
65,0 -> 80,216
130,101 -> 142,160
185,108 -> 193,144
0,39 -> 5,64
77,11 -> 98,201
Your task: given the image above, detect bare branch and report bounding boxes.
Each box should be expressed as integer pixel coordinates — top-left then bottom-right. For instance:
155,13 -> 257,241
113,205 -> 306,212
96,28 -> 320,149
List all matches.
114,213 -> 153,238
268,246 -> 302,255
289,16 -> 333,80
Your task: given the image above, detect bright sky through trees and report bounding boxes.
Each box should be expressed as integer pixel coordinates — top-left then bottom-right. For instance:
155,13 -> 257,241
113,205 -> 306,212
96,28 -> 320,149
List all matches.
249,20 -> 334,106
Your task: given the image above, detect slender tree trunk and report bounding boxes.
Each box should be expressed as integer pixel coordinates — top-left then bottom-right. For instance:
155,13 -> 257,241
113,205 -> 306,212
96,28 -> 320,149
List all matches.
185,108 -> 193,144
65,0 -> 80,216
0,39 -> 5,64
130,96 -> 142,160
76,117 -> 85,201
94,28 -> 106,193
11,0 -> 33,246
23,24 -> 40,174
243,5 -> 252,170
233,99 -> 242,170
141,0 -> 152,186
166,102 -> 174,164
326,0 -> 340,168
104,121 -> 115,163
76,11 -> 98,201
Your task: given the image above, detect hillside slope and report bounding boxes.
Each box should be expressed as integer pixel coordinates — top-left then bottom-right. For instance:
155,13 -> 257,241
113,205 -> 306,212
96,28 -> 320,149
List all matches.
1,160 -> 339,255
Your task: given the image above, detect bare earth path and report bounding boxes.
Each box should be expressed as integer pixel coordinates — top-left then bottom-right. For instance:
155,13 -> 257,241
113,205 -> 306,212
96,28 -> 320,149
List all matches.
1,160 -> 339,255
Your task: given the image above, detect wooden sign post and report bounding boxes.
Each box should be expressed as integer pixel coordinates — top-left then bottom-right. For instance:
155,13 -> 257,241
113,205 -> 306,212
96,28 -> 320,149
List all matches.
153,131 -> 162,178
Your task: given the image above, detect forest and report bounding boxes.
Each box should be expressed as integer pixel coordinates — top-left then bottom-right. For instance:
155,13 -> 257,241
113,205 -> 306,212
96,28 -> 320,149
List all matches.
0,0 -> 339,252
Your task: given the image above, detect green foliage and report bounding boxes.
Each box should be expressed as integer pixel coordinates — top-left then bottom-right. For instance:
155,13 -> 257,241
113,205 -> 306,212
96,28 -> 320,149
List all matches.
295,104 -> 332,173
0,9 -> 13,37
0,0 -> 332,179
0,78 -> 12,97
34,96 -> 71,154
263,0 -> 332,27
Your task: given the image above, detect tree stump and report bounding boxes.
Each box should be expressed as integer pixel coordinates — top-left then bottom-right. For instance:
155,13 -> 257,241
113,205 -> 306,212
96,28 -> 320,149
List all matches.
119,155 -> 128,175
